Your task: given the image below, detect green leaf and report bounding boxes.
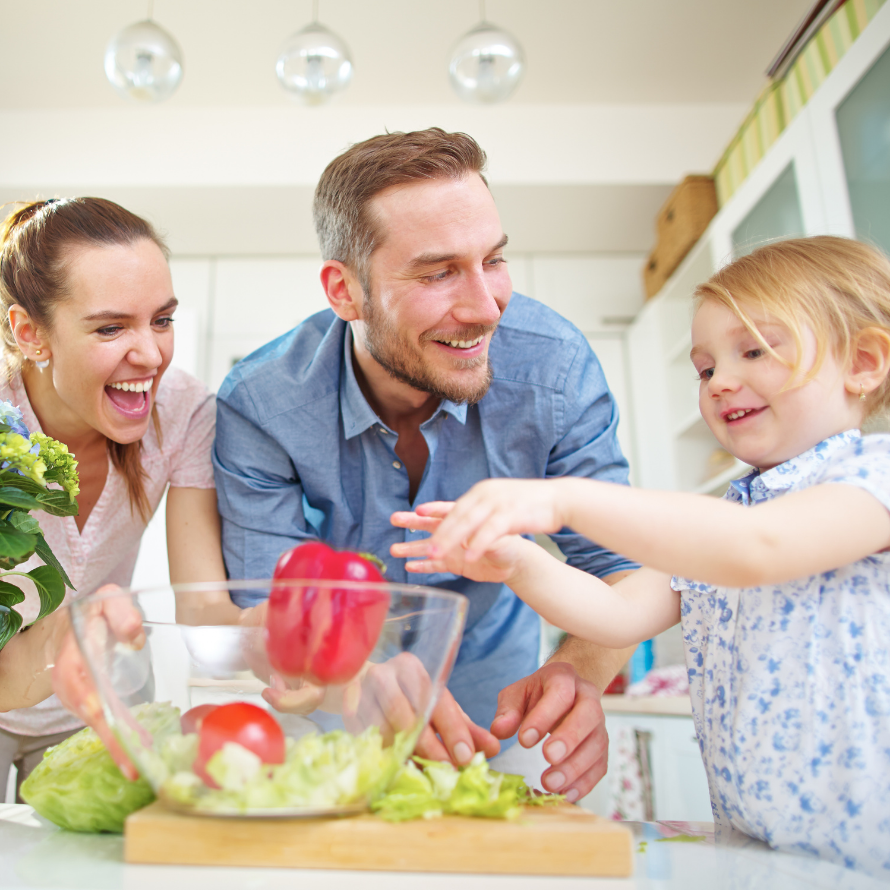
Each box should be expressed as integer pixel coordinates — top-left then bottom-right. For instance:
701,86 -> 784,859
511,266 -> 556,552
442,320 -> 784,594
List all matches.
35,489 -> 79,517
8,510 -> 42,536
0,471 -> 45,495
0,579 -> 25,608
28,565 -> 66,621
0,603 -> 23,651
34,535 -> 74,590
0,486 -> 42,511
0,524 -> 37,568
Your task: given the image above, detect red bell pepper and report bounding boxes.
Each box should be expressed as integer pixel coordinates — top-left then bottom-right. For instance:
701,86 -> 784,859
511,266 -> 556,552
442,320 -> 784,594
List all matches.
265,541 -> 390,685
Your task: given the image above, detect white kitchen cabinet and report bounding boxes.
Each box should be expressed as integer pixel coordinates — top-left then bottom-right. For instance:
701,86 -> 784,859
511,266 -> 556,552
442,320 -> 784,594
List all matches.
580,709 -> 713,823
629,3 -> 890,495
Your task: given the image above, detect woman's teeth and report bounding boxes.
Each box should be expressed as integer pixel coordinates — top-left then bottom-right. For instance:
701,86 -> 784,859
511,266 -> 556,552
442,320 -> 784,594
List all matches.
109,381 -> 151,393
441,335 -> 484,349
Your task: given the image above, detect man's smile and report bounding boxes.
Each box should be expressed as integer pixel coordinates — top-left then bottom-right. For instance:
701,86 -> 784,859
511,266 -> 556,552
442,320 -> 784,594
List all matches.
433,334 -> 485,349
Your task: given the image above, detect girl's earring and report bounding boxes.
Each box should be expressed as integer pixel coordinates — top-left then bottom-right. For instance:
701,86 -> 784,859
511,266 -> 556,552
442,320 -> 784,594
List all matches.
860,383 -> 867,402
34,349 -> 50,372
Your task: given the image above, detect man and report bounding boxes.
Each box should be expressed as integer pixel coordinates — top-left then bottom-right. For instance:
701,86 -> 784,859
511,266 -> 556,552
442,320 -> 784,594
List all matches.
213,128 -> 637,802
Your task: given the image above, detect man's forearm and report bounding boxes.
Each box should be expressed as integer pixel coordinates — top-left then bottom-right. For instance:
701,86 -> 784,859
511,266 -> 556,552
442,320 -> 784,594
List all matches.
545,635 -> 635,692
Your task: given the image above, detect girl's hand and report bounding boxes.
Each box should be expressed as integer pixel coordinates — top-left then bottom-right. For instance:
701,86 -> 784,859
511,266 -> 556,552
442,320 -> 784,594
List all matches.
395,479 -> 564,569
390,501 -> 533,584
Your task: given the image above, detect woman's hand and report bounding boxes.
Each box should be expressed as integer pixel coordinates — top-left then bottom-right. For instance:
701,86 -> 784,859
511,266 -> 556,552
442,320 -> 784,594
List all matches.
52,586 -> 145,781
390,501 -> 535,584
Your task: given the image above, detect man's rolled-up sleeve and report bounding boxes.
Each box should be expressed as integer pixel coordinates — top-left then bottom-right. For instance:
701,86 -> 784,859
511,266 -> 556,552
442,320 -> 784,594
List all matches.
546,337 -> 639,579
212,378 -> 315,604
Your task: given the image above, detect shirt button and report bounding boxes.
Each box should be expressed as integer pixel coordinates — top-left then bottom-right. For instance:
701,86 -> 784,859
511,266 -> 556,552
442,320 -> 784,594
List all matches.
392,461 -> 402,469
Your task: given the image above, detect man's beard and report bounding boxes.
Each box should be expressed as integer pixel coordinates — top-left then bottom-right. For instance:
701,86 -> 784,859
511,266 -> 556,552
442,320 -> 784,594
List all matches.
361,290 -> 496,406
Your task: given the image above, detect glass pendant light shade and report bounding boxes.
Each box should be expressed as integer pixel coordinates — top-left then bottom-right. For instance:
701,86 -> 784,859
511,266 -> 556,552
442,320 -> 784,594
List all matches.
448,22 -> 525,104
276,23 -> 353,105
104,20 -> 184,103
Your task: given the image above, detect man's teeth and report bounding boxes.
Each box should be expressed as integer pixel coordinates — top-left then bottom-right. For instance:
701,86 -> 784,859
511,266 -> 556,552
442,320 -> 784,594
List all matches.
440,335 -> 484,349
726,409 -> 754,421
109,381 -> 151,393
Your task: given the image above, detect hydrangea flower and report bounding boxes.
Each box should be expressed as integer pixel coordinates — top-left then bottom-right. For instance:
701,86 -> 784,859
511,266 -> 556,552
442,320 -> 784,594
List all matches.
30,432 -> 80,501
0,400 -> 31,439
0,430 -> 47,486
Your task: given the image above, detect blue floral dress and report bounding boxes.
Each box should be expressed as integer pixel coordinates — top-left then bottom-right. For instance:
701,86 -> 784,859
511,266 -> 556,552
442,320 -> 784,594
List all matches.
672,430 -> 890,875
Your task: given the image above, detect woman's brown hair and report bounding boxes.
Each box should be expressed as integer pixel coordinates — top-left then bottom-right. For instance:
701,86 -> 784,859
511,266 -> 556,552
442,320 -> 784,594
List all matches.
0,197 -> 168,522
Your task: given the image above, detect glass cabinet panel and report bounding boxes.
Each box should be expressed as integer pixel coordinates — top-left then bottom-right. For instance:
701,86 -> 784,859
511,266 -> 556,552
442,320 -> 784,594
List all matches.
731,163 -> 805,257
836,44 -> 890,255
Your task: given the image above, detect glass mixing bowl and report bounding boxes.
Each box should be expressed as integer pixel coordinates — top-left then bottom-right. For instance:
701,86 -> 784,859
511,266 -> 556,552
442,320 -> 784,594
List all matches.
69,579 -> 467,817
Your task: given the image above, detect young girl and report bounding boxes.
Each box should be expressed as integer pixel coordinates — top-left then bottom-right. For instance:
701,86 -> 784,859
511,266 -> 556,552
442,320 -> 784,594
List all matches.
391,236 -> 890,875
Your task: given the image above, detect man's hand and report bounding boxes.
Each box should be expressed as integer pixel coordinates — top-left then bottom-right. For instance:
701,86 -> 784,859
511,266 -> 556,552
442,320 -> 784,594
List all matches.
492,661 -> 608,802
52,588 -> 145,781
415,687 -> 500,766
262,649 -> 500,767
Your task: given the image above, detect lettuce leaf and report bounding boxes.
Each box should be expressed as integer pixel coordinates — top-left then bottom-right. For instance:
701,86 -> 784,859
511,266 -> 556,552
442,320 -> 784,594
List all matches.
372,752 -> 564,822
19,702 -> 179,833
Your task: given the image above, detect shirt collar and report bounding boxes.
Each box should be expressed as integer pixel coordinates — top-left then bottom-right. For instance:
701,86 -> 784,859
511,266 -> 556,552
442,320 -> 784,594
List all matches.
339,328 -> 468,440
729,429 -> 861,504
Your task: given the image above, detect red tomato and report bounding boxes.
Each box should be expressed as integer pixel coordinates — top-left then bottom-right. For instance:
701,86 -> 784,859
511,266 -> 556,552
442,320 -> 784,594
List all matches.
265,541 -> 390,685
181,704 -> 218,735
194,701 -> 285,788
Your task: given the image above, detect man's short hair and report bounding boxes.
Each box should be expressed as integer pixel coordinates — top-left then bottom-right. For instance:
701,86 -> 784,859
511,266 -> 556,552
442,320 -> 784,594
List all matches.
313,128 -> 487,290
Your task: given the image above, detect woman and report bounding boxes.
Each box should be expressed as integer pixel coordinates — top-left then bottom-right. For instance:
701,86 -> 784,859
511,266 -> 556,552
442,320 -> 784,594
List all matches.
0,197 -> 237,797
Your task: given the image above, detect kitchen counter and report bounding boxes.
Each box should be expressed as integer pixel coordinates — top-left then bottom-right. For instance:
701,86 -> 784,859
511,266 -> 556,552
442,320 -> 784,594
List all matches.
601,695 -> 692,716
2,804 -> 887,889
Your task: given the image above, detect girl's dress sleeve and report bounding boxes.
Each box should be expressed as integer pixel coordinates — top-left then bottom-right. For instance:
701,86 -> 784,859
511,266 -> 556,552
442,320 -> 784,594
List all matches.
820,433 -> 890,513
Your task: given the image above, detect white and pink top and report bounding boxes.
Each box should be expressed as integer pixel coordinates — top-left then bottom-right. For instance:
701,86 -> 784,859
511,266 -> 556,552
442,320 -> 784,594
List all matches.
0,365 -> 216,736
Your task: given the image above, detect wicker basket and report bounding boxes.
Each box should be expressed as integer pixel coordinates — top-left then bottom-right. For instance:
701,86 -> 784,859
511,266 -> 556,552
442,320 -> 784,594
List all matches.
642,175 -> 718,299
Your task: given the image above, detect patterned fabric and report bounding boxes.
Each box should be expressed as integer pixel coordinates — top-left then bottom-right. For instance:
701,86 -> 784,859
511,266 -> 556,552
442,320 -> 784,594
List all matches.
0,366 -> 215,736
672,430 -> 890,875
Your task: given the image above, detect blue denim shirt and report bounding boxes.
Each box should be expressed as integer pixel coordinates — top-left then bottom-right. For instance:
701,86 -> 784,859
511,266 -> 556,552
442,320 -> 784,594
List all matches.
213,293 -> 636,734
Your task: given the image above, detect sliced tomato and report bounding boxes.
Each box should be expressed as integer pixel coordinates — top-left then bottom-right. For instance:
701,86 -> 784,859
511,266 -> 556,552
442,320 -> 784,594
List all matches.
194,701 -> 285,787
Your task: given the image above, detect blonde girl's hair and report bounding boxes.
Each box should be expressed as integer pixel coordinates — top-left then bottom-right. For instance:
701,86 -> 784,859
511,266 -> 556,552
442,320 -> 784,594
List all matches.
694,236 -> 890,418
0,197 -> 168,522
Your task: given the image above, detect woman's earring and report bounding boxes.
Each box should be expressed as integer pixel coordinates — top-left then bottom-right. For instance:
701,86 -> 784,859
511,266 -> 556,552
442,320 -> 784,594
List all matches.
34,349 -> 50,371
860,383 -> 867,402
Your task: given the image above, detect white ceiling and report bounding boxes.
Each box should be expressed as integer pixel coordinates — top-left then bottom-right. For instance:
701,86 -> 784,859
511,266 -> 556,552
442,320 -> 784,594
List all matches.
0,0 -> 812,109
0,1 -> 815,256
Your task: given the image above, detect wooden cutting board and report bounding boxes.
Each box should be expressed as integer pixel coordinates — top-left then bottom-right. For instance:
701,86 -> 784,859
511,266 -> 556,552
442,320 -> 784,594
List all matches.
125,800 -> 633,877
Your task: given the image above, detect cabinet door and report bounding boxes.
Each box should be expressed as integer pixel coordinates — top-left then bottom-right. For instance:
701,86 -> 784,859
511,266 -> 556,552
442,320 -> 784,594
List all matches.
836,42 -> 890,254
731,163 -> 805,257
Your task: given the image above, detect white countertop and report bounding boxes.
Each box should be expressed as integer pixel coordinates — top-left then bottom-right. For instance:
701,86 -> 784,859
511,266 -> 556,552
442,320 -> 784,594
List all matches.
2,804 -> 887,890
601,695 -> 692,716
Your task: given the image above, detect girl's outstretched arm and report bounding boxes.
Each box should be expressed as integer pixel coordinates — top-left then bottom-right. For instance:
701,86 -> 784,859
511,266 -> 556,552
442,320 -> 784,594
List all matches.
401,477 -> 890,588
391,507 -> 679,647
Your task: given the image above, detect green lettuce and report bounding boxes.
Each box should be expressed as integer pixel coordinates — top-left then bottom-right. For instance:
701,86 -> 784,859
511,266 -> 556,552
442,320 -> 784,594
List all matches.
161,726 -> 408,814
19,702 -> 179,833
371,751 -> 564,822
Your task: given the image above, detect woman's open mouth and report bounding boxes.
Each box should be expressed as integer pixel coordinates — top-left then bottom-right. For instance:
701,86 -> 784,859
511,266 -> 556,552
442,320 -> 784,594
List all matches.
105,380 -> 152,418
